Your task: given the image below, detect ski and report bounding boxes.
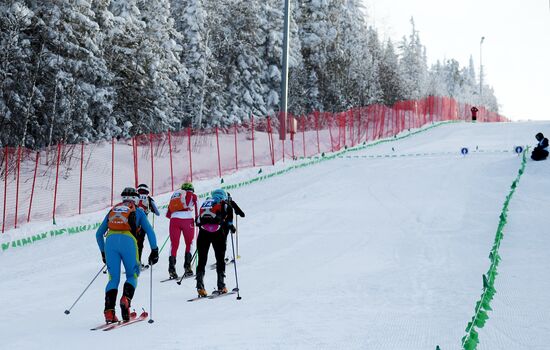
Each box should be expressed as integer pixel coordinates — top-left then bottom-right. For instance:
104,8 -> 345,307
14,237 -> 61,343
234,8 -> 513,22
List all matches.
176,273 -> 195,285
209,259 -> 234,270
160,277 -> 179,283
209,288 -> 239,299
187,295 -> 209,302
102,311 -> 148,331
187,288 -> 239,302
90,311 -> 137,331
161,273 -> 194,283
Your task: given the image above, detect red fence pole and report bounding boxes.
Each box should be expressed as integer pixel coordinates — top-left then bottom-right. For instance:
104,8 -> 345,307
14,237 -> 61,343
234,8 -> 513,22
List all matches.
79,142 -> 84,214
291,129 -> 295,159
187,127 -> 193,181
215,126 -> 222,178
27,151 -> 39,223
168,130 -> 174,191
251,115 -> 256,167
315,111 -> 320,154
14,146 -> 21,228
132,137 -> 139,187
149,133 -> 154,196
302,116 -> 306,158
111,138 -> 114,206
52,142 -> 62,225
267,117 -> 275,165
234,123 -> 238,171
328,114 -> 334,152
2,147 -> 9,233
282,138 -> 285,162
357,109 -> 361,144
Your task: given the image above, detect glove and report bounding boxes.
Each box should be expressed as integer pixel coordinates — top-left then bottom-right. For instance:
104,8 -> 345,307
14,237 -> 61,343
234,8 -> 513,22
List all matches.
228,224 -> 236,234
148,248 -> 159,265
101,251 -> 106,264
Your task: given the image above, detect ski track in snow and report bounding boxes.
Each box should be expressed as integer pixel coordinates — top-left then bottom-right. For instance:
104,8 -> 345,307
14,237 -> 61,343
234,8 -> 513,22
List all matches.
0,121 -> 549,350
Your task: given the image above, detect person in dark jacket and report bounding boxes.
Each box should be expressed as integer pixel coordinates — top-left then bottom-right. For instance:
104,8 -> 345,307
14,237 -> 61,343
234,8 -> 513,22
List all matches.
194,189 -> 244,297
470,106 -> 479,122
531,132 -> 549,161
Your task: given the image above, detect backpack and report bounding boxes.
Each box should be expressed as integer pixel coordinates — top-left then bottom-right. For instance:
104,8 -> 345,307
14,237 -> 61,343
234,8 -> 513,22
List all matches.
168,190 -> 193,213
199,198 -> 225,225
108,202 -> 137,233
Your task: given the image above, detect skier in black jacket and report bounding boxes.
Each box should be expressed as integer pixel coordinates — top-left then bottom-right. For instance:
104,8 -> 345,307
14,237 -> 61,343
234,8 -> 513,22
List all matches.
194,189 -> 244,297
531,132 -> 549,161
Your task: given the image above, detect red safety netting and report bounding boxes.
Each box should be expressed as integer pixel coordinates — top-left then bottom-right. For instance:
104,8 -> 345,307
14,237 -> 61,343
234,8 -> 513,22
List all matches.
0,96 -> 507,232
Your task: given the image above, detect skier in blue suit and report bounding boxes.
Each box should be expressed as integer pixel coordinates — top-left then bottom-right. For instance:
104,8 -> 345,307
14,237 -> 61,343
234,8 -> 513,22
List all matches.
95,187 -> 159,323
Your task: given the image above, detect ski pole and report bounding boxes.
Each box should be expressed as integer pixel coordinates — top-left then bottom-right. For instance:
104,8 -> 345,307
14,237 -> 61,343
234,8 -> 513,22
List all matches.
64,264 -> 105,314
236,216 -> 240,259
148,261 -> 154,324
229,231 -> 242,300
177,248 -> 198,285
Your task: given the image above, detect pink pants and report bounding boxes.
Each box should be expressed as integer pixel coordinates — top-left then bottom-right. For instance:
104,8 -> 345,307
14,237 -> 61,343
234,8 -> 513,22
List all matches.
169,218 -> 195,257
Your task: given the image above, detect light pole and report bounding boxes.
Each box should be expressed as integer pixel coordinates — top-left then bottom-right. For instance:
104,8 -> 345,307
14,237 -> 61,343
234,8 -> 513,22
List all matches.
279,0 -> 291,140
479,36 -> 485,100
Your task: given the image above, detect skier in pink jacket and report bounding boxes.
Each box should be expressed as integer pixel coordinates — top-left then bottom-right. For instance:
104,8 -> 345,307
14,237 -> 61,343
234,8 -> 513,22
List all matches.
166,182 -> 198,279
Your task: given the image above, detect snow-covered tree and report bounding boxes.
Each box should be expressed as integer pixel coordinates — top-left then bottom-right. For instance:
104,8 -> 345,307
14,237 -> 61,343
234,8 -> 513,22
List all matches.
137,0 -> 185,132
398,17 -> 428,100
0,1 -> 35,147
379,39 -> 404,105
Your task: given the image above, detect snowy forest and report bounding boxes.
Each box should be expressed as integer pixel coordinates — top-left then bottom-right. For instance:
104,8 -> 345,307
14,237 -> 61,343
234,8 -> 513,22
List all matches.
0,0 -> 499,149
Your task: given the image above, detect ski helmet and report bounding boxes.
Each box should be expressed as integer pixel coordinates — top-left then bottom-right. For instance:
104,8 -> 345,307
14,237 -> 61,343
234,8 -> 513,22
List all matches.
181,182 -> 194,192
536,132 -> 544,141
121,187 -> 138,203
211,189 -> 227,202
137,183 -> 150,195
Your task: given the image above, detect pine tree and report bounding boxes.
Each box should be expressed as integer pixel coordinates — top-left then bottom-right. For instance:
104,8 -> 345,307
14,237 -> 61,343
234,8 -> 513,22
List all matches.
399,17 -> 428,100
137,0 -> 185,132
0,1 -> 35,147
379,39 -> 404,105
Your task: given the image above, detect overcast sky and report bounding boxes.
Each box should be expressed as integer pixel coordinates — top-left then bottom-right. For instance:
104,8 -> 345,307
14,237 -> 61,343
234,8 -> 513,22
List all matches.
361,0 -> 550,121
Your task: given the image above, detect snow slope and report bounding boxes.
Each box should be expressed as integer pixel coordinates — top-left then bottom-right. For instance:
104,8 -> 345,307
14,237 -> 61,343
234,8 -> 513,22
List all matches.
0,121 -> 549,350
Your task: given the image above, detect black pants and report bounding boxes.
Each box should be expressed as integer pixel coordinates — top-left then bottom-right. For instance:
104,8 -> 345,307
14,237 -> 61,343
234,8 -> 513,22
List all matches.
136,229 -> 145,263
196,227 -> 227,289
531,148 -> 548,161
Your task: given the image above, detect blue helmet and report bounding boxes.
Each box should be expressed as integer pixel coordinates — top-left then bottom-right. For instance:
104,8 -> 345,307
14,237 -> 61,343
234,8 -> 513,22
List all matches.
211,189 -> 227,202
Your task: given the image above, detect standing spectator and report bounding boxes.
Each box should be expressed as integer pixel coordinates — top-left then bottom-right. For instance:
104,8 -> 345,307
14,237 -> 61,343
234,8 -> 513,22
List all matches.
470,106 -> 479,122
531,132 -> 549,161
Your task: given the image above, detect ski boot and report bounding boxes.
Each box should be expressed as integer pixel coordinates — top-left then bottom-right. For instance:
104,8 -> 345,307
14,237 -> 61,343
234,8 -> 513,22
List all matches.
183,252 -> 193,277
120,283 -> 135,321
168,256 -> 178,279
104,289 -> 119,323
216,271 -> 227,294
104,309 -> 119,323
196,271 -> 207,297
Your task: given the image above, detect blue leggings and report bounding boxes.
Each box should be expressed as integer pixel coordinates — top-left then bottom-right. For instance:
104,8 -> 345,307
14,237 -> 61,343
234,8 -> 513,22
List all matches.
105,233 -> 140,292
